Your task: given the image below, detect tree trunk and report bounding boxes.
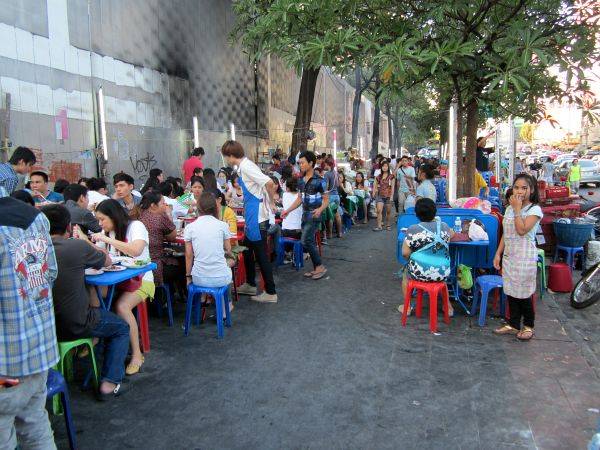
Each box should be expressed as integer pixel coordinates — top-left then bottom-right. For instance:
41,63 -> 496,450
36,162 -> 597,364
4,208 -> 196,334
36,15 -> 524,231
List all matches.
397,114 -> 404,154
371,100 -> 381,161
351,67 -> 362,148
464,99 -> 479,198
385,104 -> 394,156
371,89 -> 382,161
291,67 -> 320,158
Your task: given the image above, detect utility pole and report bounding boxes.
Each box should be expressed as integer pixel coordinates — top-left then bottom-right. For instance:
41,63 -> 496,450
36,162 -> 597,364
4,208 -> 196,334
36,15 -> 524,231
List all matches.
507,117 -> 516,183
448,102 -> 458,203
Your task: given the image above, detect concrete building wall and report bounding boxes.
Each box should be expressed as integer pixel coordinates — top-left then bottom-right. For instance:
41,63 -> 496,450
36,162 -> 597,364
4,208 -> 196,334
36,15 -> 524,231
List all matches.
0,0 -> 381,191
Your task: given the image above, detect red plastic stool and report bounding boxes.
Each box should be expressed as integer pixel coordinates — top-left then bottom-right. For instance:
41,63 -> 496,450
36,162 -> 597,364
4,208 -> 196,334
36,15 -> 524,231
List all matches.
401,280 -> 450,333
315,231 -> 323,256
136,301 -> 150,353
548,262 -> 573,293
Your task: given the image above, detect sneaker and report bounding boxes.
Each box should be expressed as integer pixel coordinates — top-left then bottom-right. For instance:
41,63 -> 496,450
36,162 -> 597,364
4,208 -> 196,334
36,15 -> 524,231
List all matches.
237,283 -> 257,296
250,292 -> 278,303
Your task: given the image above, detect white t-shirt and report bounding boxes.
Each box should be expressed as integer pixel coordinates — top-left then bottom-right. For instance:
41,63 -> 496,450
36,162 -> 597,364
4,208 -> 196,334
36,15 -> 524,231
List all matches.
184,215 -> 232,280
238,157 -> 272,222
164,196 -> 187,220
97,220 -> 153,282
282,191 -> 302,230
504,205 -> 543,242
88,190 -> 109,206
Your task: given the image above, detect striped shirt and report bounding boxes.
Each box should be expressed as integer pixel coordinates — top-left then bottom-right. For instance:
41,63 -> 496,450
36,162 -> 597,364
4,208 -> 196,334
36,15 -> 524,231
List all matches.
298,174 -> 326,222
0,197 -> 59,376
0,163 -> 19,195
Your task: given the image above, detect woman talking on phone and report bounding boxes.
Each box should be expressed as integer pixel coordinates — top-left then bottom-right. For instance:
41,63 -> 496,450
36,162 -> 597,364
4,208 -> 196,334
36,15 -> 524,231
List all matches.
493,174 -> 543,340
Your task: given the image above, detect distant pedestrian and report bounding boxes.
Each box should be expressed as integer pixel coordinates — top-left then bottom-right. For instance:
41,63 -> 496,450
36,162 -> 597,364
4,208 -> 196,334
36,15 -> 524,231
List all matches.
568,159 -> 581,194
541,158 -> 554,185
183,147 -> 205,183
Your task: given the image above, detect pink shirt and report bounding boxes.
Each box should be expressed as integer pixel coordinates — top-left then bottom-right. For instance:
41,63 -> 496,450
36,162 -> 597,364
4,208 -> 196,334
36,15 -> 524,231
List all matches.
183,156 -> 204,183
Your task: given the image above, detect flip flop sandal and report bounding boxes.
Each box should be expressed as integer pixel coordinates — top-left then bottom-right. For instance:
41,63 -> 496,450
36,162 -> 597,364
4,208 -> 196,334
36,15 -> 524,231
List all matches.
304,271 -> 316,278
386,226 -> 392,231
312,269 -> 327,280
372,227 -> 383,231
517,327 -> 534,341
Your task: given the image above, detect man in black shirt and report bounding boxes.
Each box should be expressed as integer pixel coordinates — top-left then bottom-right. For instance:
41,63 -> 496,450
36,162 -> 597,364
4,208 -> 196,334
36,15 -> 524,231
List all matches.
476,133 -> 495,172
62,183 -> 101,233
41,204 -> 130,400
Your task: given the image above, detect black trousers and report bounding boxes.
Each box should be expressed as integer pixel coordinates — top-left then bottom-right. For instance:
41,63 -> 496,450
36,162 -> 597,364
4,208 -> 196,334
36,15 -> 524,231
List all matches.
243,221 -> 276,294
507,295 -> 535,329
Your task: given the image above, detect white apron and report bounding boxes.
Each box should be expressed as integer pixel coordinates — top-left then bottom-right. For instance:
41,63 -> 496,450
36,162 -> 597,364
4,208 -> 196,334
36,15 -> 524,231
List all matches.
502,212 -> 539,299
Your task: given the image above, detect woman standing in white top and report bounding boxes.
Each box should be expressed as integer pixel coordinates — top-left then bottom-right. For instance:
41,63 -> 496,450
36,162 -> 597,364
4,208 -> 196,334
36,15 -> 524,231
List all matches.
82,199 -> 153,375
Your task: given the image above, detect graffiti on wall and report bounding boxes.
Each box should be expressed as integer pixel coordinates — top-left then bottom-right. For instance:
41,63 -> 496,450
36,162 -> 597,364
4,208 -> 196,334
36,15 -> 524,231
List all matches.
129,152 -> 157,183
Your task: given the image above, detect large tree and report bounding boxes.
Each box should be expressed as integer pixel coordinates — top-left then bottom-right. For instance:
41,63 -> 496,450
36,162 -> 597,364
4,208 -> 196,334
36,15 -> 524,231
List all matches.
231,0 -> 362,157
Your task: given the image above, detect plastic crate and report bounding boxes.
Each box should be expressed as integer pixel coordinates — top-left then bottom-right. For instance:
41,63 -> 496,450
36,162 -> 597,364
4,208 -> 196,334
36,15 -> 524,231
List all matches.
553,221 -> 594,247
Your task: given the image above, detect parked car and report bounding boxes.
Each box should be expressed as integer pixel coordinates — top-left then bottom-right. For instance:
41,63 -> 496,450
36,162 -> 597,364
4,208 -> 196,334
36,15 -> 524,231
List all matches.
555,160 -> 600,186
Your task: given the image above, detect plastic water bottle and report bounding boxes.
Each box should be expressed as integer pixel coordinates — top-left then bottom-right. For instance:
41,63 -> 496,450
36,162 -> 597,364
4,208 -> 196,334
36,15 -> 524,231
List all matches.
454,217 -> 462,233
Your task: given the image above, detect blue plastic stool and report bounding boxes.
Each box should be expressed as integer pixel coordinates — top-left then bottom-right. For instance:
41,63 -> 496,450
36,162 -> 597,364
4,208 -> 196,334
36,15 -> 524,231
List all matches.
46,369 -> 77,450
155,284 -> 174,326
276,237 -> 304,270
553,245 -> 584,269
471,275 -> 505,327
183,284 -> 232,339
342,213 -> 353,233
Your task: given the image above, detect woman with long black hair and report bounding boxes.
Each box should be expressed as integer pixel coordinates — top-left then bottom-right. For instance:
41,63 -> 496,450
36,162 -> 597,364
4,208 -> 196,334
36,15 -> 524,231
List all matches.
493,174 -> 543,341
84,199 -> 154,375
141,168 -> 164,194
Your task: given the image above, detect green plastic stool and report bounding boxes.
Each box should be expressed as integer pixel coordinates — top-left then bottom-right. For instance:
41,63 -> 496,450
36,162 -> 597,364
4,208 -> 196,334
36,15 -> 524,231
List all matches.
53,338 -> 99,414
537,249 -> 547,299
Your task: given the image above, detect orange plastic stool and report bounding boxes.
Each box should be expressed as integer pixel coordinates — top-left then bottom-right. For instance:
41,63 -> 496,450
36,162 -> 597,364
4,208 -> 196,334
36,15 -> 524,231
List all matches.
136,301 -> 150,353
401,280 -> 450,333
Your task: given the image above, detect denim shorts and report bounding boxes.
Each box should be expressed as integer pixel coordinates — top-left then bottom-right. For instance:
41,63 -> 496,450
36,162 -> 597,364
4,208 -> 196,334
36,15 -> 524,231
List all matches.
376,196 -> 391,205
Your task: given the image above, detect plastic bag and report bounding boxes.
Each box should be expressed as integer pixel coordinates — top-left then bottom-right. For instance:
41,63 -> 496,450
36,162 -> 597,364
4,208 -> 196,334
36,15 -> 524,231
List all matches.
450,197 -> 492,214
468,220 -> 489,241
457,264 -> 473,290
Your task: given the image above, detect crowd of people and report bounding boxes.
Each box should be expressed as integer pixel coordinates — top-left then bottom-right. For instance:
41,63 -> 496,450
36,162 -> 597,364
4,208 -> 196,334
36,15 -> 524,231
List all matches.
0,138 -> 554,448
0,141 -> 394,448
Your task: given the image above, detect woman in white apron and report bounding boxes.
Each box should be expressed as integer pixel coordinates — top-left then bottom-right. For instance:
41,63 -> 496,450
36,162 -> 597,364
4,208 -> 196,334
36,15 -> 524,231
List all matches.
493,174 -> 543,340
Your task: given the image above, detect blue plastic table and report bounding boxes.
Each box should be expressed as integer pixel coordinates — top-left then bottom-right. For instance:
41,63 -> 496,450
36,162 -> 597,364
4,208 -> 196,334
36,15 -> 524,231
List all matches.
449,241 -> 489,313
85,263 -> 157,310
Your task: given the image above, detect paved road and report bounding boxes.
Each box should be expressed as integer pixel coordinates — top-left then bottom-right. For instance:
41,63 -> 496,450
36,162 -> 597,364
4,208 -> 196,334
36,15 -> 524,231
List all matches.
51,225 -> 600,449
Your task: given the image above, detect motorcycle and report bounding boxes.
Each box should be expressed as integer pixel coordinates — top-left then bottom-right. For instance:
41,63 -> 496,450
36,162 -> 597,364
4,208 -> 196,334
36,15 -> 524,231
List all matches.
571,205 -> 600,309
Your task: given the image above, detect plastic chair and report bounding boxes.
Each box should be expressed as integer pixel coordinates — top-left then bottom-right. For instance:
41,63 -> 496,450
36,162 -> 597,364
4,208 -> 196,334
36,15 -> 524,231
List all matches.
401,280 -> 450,333
184,284 -> 232,339
46,369 -> 77,450
154,284 -> 174,326
276,237 -> 304,270
54,338 -> 98,414
537,249 -> 547,299
554,245 -> 584,270
471,275 -> 505,327
136,301 -> 150,352
342,213 -> 353,233
315,230 -> 323,256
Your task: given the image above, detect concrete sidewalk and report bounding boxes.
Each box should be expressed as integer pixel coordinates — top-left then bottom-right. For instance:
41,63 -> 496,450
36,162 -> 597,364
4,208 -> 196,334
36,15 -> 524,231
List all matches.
51,225 -> 600,449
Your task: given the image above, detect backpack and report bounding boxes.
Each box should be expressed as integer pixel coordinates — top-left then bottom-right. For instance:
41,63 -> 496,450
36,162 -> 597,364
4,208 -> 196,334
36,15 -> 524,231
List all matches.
409,220 -> 451,281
